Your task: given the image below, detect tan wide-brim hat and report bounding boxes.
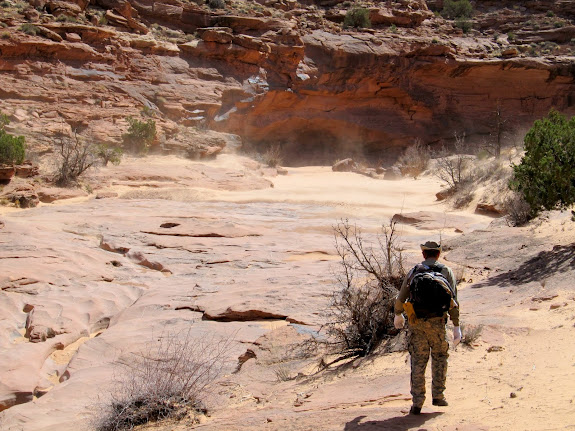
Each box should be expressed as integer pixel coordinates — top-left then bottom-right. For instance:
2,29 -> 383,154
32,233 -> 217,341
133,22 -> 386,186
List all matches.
420,241 -> 441,251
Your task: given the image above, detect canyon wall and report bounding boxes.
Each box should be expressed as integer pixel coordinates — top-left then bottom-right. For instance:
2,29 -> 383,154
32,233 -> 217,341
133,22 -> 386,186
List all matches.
0,0 -> 574,165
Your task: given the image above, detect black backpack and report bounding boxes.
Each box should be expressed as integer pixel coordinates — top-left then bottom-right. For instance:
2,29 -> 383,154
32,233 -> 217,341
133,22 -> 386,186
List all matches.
408,263 -> 456,319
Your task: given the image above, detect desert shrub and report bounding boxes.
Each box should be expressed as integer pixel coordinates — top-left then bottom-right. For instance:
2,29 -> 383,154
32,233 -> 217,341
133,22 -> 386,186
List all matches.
206,0 -> 226,9
0,112 -> 10,130
122,117 -> 156,154
503,192 -> 532,226
0,132 -> 25,165
461,324 -> 483,347
95,144 -> 123,166
1,32 -> 10,39
95,330 -> 232,431
0,113 -> 26,165
273,365 -> 292,382
263,144 -> 282,167
19,23 -> 38,35
455,17 -> 472,33
53,133 -> 96,187
323,219 -> 406,357
397,138 -> 430,178
343,7 -> 371,29
441,0 -> 472,19
433,132 -> 472,191
56,14 -> 78,23
510,110 -> 575,217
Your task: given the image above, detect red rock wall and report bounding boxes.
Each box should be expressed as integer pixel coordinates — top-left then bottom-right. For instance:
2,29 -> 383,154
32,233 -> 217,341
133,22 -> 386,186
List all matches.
216,31 -> 575,164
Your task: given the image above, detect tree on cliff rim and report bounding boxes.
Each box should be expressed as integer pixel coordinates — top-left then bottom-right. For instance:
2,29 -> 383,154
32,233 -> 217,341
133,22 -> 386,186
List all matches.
510,110 -> 575,218
343,7 -> 371,29
441,0 -> 473,19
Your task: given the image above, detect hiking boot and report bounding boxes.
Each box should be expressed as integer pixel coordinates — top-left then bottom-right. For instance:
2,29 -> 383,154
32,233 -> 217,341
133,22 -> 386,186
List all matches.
409,405 -> 422,415
432,398 -> 449,406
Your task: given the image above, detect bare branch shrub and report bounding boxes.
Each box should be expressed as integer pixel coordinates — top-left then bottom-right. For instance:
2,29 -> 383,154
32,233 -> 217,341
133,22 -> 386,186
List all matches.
322,219 -> 406,357
503,192 -> 532,227
95,329 -> 233,431
53,132 -> 96,187
433,132 -> 472,191
398,138 -> 431,178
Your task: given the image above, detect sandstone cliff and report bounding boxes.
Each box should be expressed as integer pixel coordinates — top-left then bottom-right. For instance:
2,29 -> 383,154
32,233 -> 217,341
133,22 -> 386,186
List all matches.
0,0 -> 574,164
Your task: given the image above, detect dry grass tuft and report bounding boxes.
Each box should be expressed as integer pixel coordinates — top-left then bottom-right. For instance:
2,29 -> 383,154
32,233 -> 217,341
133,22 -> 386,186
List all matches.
461,324 -> 483,347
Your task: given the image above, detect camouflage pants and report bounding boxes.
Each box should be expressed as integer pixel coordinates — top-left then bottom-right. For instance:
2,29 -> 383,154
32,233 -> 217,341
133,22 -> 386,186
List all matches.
408,316 -> 449,408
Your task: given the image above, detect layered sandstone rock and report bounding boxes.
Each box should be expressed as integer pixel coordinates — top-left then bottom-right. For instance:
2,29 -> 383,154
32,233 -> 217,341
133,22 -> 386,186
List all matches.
0,0 -> 573,169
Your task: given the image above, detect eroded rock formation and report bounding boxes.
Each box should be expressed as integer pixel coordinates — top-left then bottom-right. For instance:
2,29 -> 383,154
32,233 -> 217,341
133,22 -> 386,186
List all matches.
0,0 -> 573,166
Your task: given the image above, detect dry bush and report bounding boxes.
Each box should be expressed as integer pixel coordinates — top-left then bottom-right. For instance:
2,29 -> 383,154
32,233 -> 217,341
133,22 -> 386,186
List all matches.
322,219 -> 406,357
398,138 -> 431,178
461,324 -> 483,347
453,264 -> 466,285
433,132 -> 472,191
53,132 -> 96,187
503,192 -> 532,227
263,144 -> 283,168
95,330 -> 233,431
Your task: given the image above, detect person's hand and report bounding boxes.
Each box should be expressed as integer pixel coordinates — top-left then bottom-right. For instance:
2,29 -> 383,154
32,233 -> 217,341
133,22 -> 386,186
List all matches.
394,314 -> 405,329
453,326 -> 462,348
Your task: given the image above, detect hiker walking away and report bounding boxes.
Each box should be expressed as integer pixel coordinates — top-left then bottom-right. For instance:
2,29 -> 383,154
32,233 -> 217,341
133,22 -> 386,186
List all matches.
393,241 -> 462,415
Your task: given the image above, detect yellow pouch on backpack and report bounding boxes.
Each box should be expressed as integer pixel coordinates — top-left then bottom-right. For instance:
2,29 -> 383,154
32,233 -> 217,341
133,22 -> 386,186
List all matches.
403,302 -> 417,325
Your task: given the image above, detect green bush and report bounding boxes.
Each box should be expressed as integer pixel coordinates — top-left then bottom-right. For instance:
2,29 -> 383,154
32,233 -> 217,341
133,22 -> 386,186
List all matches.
510,110 -> 575,217
442,0 -> 472,19
0,131 -> 25,165
0,113 -> 25,165
19,23 -> 39,36
123,117 -> 156,154
343,7 -> 371,29
455,17 -> 472,33
207,0 -> 226,9
95,144 -> 123,166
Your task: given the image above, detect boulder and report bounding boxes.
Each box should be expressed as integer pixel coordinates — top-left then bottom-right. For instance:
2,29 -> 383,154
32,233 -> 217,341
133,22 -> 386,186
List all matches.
332,158 -> 357,172
15,162 -> 39,178
0,166 -> 15,181
199,27 -> 233,44
36,25 -> 64,42
369,3 -> 432,28
37,187 -> 88,203
45,0 -> 83,16
384,166 -> 402,180
475,202 -> 505,216
65,32 -> 82,42
1,183 -> 40,208
436,188 -> 452,201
